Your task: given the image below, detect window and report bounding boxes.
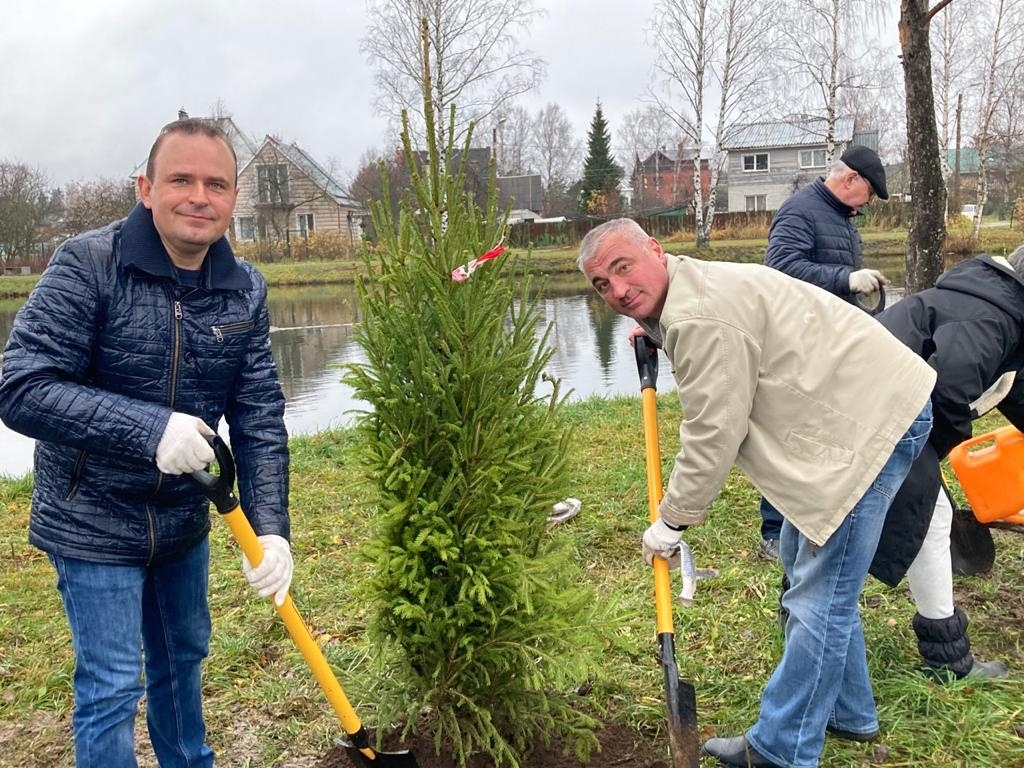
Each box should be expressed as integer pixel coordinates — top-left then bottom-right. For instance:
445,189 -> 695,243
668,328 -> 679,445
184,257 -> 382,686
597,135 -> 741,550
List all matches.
257,164 -> 289,204
745,195 -> 767,212
297,212 -> 314,238
799,149 -> 826,168
236,216 -> 255,241
742,153 -> 768,172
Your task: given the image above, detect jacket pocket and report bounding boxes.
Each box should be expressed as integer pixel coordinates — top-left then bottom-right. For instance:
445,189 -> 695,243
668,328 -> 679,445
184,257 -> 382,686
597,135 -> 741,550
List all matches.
785,429 -> 854,467
64,450 -> 88,500
210,320 -> 255,342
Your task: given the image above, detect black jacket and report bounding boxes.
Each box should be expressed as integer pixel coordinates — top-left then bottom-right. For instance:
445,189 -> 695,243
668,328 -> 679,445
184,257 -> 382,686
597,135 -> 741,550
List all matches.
764,178 -> 863,303
0,204 -> 289,565
870,255 -> 1024,584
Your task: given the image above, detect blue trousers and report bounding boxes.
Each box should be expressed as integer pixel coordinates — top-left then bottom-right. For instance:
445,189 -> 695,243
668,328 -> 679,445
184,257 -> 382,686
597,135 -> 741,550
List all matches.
746,402 -> 932,767
49,539 -> 214,768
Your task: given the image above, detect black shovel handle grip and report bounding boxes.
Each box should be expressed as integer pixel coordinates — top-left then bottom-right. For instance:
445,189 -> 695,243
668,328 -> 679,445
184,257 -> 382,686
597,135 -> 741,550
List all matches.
634,334 -> 659,392
190,435 -> 239,514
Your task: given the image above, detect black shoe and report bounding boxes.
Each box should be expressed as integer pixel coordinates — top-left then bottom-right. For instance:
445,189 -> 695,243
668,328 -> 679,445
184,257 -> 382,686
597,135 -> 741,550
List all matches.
826,725 -> 880,742
702,735 -> 781,767
757,537 -> 780,561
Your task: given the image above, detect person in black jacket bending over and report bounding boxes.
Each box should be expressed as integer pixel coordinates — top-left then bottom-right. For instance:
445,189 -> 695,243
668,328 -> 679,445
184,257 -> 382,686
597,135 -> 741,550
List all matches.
868,247 -> 1024,680
756,145 -> 891,560
0,118 -> 292,768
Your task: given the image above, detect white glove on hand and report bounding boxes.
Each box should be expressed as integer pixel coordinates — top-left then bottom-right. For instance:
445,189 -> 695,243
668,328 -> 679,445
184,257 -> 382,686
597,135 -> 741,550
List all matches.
848,268 -> 888,294
155,412 -> 215,475
242,534 -> 293,606
642,518 -> 686,567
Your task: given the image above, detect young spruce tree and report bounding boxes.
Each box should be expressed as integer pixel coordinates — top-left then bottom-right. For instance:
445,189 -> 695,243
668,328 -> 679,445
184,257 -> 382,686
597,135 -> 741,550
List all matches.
579,101 -> 623,214
344,20 -> 604,768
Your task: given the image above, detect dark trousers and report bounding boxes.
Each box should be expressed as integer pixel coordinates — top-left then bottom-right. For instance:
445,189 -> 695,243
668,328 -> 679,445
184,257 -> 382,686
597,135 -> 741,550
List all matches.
760,496 -> 784,540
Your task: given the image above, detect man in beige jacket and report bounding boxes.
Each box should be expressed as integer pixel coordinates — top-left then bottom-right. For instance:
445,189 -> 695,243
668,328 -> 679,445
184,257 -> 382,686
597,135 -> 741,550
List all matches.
579,218 -> 935,768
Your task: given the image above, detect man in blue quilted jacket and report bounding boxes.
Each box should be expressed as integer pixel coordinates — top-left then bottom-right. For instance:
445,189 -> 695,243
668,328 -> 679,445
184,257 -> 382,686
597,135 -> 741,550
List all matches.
0,119 -> 291,768
756,145 -> 891,559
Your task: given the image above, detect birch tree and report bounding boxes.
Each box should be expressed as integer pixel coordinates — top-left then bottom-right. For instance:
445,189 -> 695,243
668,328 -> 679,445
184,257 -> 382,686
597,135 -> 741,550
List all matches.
648,0 -> 779,246
930,0 -> 974,189
969,0 -> 1024,235
775,0 -> 891,162
361,0 -> 545,162
529,102 -> 581,210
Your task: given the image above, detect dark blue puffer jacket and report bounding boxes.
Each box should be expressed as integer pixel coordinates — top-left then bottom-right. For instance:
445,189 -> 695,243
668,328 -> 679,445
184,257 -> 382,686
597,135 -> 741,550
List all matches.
764,177 -> 863,303
0,204 -> 289,565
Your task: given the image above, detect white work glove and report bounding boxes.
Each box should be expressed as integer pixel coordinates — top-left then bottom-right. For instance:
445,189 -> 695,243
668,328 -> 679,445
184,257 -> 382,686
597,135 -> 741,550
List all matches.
242,534 -> 293,606
848,268 -> 888,294
155,412 -> 215,475
642,518 -> 687,567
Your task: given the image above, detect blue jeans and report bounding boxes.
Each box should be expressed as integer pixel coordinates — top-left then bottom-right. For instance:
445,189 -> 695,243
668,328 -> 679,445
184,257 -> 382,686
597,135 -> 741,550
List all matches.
747,402 -> 932,767
49,539 -> 214,768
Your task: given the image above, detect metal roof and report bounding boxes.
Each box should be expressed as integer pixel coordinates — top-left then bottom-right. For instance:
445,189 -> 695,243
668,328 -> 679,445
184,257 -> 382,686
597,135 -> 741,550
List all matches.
256,137 -> 359,208
723,116 -> 856,150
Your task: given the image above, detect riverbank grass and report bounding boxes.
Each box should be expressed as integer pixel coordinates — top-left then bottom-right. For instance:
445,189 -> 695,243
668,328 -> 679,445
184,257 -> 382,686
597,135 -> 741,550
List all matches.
0,401 -> 1022,767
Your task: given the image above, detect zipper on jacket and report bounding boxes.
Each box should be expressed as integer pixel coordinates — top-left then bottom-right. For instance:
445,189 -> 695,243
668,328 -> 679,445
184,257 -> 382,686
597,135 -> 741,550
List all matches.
211,320 -> 254,342
148,286 -> 188,563
64,450 -> 87,501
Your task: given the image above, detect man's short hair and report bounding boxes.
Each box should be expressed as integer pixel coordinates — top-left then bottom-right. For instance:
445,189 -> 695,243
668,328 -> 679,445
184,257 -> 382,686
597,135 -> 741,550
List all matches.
1006,245 -> 1024,274
578,218 -> 650,272
144,118 -> 238,182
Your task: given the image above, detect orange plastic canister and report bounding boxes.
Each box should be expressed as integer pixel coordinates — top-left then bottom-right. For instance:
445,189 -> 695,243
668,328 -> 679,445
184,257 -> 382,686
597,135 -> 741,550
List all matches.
947,425 -> 1024,525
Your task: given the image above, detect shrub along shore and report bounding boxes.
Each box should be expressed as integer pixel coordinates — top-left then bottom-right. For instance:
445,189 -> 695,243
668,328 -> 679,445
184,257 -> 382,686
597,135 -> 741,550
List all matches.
4,224 -> 1020,300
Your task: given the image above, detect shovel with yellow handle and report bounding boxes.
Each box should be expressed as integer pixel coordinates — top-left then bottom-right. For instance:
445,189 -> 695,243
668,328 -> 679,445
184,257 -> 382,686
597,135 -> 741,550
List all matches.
634,336 -> 700,768
191,435 -> 417,768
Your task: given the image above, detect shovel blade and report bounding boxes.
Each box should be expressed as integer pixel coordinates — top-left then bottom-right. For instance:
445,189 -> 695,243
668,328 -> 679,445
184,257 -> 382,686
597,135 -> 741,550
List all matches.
337,732 -> 418,768
659,634 -> 700,768
950,505 -> 995,575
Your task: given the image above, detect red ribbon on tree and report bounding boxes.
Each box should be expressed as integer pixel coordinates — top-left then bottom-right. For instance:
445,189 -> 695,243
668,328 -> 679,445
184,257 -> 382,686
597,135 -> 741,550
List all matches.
451,239 -> 506,282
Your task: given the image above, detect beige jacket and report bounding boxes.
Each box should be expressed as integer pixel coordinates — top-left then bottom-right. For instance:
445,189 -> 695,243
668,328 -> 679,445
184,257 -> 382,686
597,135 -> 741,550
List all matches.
656,255 -> 936,546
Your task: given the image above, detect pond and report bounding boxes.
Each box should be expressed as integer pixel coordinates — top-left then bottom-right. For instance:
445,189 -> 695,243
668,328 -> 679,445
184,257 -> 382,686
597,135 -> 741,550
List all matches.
0,277 -> 677,477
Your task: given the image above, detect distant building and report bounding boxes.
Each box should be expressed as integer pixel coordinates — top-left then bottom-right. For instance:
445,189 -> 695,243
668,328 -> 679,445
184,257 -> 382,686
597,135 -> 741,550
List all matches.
233,136 -> 364,243
722,116 -> 878,212
128,108 -> 258,184
128,109 -> 364,243
632,145 -> 711,212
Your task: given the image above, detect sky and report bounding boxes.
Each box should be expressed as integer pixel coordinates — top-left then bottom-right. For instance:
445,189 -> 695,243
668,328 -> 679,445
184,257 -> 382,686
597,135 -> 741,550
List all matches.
1,0 -> 662,189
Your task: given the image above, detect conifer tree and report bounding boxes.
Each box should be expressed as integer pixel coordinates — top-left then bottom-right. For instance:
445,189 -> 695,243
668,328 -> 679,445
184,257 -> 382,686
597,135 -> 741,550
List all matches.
579,101 -> 623,214
344,19 -> 604,768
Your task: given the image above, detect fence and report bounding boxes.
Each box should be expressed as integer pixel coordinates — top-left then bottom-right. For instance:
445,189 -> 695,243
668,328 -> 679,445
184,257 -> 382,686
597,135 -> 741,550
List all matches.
506,210 -> 776,248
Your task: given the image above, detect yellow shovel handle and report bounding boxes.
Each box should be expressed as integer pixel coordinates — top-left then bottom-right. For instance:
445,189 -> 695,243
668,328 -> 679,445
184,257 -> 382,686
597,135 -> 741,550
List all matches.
223,505 -> 374,759
641,387 -> 675,636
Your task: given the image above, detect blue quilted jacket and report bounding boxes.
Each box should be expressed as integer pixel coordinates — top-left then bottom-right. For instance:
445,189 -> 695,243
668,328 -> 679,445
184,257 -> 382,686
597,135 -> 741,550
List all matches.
0,204 -> 289,565
764,177 -> 863,304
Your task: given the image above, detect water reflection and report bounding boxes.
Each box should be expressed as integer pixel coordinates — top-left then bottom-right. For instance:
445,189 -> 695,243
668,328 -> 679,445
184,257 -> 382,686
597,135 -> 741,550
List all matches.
0,279 -> 675,477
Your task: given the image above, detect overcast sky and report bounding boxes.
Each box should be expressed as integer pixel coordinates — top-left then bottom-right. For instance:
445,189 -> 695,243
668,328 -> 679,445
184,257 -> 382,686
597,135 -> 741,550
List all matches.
1,0 -> 666,189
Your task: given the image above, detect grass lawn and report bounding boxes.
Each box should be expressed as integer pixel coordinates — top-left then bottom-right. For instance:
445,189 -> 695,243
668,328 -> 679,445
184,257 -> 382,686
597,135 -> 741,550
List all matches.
1,401 -> 1022,767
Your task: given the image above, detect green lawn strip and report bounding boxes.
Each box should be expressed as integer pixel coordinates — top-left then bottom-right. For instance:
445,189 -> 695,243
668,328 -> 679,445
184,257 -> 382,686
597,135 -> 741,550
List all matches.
1,402 -> 1022,766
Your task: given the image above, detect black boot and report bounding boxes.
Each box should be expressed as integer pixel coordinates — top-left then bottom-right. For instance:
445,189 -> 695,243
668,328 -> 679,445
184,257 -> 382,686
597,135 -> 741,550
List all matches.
912,608 -> 1008,681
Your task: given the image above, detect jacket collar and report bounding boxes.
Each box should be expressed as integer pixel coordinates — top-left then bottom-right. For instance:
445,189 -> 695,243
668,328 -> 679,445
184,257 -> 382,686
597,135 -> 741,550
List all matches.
811,177 -> 857,217
118,203 -> 252,290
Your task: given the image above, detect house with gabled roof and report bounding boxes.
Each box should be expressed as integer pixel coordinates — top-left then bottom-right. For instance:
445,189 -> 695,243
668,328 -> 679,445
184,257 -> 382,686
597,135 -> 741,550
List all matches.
632,145 -> 712,213
722,116 -> 874,212
232,136 -> 365,243
129,108 -> 259,183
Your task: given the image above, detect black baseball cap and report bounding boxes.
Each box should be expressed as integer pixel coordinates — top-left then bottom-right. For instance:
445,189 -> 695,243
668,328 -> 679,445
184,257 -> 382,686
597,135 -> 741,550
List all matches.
840,145 -> 888,200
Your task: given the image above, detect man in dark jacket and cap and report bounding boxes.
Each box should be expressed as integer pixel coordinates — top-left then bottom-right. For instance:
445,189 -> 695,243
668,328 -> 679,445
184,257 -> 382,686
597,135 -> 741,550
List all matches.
756,145 -> 892,558
869,246 -> 1024,679
0,118 -> 292,767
